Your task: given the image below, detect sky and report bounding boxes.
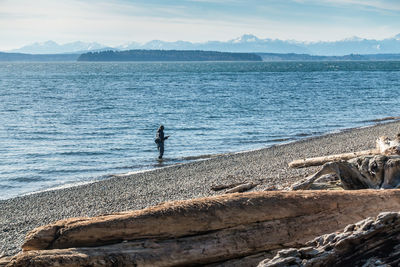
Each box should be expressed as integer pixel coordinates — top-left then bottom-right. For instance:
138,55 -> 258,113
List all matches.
1,0 -> 400,50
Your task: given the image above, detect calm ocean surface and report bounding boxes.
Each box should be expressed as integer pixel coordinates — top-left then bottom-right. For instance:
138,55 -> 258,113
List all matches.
1,61 -> 400,199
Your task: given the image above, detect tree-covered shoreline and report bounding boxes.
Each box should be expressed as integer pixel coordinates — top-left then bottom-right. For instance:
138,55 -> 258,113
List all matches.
77,50 -> 262,61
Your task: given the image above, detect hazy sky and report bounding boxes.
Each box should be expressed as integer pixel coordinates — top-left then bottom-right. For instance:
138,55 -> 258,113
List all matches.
1,0 -> 400,50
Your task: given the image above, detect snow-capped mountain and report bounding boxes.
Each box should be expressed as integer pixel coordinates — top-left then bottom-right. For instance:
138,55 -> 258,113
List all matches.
122,34 -> 400,55
10,41 -> 111,54
7,34 -> 400,55
231,34 -> 260,43
113,34 -> 309,54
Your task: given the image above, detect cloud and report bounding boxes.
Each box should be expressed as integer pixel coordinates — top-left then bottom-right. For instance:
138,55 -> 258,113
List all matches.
0,0 -> 399,50
299,0 -> 400,12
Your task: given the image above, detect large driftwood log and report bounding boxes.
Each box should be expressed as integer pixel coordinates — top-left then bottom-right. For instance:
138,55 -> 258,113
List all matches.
259,211 -> 400,267
4,190 -> 400,266
289,135 -> 400,168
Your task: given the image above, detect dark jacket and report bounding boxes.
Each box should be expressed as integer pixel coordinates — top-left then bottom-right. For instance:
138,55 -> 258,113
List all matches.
155,128 -> 168,144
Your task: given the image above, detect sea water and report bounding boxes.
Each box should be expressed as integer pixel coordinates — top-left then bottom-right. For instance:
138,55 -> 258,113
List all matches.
1,61 -> 400,199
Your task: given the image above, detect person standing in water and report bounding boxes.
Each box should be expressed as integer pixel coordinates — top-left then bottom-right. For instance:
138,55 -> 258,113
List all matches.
155,125 -> 169,159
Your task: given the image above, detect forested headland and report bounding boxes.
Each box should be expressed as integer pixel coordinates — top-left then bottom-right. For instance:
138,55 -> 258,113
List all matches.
77,50 -> 262,61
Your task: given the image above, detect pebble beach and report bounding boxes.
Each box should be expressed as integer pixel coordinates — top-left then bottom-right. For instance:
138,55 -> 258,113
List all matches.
1,121 -> 400,257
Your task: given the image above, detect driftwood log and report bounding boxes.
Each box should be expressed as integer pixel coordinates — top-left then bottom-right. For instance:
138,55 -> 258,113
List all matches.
291,155 -> 400,190
4,190 -> 400,266
289,135 -> 400,168
259,211 -> 400,267
211,182 -> 257,193
225,182 -> 257,193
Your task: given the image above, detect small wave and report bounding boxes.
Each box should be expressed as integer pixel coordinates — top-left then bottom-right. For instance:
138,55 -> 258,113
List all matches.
38,167 -> 109,175
101,126 -> 132,131
361,116 -> 400,123
207,115 -> 221,119
91,106 -> 115,111
294,131 -> 322,138
58,151 -> 112,156
110,147 -> 130,152
179,127 -> 216,131
29,131 -> 64,135
26,136 -> 54,141
295,133 -> 311,137
240,140 -> 268,144
114,164 -> 148,170
270,137 -> 294,142
0,184 -> 16,189
181,154 -> 222,160
10,176 -> 47,183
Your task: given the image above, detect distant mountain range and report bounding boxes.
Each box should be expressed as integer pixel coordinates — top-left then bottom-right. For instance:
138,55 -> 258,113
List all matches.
9,41 -> 114,54
7,34 -> 400,56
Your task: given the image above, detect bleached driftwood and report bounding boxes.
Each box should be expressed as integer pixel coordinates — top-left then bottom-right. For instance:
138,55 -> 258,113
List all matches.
290,155 -> 400,191
211,182 -> 245,191
376,135 -> 400,155
289,135 -> 400,168
288,149 -> 378,169
225,182 -> 257,193
5,190 -> 400,266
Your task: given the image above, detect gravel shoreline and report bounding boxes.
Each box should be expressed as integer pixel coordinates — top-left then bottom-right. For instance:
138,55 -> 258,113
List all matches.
1,121 -> 400,257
